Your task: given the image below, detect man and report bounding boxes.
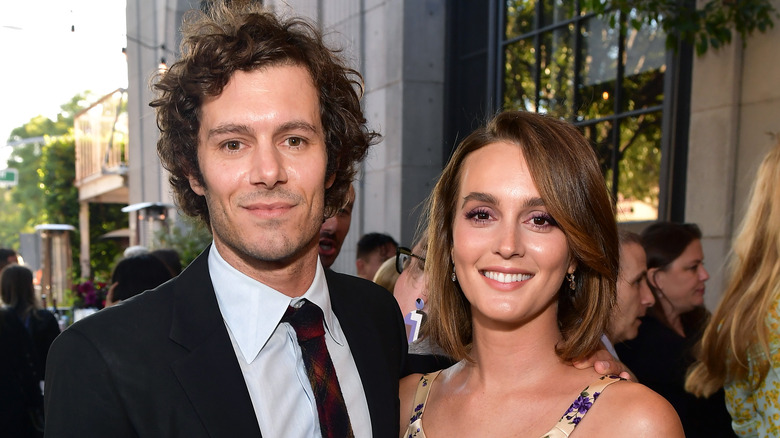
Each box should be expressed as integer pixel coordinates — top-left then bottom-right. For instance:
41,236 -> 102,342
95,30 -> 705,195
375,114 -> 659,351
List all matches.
319,184 -> 355,269
44,3 -> 406,437
355,232 -> 398,280
0,248 -> 19,271
602,230 -> 656,358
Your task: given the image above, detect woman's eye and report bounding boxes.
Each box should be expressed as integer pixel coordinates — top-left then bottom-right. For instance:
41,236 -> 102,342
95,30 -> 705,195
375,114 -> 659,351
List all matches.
465,209 -> 492,222
532,216 -> 548,226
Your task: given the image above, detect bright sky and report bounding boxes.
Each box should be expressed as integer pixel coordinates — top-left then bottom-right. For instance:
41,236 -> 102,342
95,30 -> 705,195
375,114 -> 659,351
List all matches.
0,0 -> 127,153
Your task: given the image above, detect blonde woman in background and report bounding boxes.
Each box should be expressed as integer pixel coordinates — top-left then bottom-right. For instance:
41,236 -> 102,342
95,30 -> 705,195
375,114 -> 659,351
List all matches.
373,257 -> 400,293
686,138 -> 780,437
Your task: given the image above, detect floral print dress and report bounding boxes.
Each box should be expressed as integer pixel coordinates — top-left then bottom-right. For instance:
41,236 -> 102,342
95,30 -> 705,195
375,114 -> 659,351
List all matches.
404,372 -> 623,438
725,297 -> 780,437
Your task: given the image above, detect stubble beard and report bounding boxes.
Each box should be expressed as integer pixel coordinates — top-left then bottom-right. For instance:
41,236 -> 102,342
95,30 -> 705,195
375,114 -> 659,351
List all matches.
207,196 -> 324,270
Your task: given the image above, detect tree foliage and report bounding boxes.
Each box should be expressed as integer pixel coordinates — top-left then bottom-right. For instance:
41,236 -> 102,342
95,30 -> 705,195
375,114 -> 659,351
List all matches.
1,92 -> 126,279
585,0 -> 779,55
503,2 -> 665,208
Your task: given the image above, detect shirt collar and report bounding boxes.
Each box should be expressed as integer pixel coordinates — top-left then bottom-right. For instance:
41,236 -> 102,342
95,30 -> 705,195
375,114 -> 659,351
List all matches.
208,243 -> 345,363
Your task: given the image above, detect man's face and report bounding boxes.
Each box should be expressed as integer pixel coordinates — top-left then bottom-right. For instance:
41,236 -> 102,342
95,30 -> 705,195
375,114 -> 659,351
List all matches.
190,65 -> 331,290
318,186 -> 354,268
357,243 -> 396,280
610,242 -> 655,343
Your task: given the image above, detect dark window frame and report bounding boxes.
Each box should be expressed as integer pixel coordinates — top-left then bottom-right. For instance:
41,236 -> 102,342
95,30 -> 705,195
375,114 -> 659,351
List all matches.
444,0 -> 692,222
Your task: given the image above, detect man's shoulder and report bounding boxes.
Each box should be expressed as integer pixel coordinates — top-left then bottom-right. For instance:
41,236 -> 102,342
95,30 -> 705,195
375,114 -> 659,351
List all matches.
65,277 -> 179,340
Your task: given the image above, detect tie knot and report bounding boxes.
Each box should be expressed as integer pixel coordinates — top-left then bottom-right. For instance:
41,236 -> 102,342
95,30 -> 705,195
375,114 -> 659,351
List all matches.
282,299 -> 325,342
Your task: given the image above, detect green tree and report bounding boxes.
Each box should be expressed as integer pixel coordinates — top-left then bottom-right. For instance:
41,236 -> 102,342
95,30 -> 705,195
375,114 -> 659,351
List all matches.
585,0 -> 778,55
1,91 -> 126,278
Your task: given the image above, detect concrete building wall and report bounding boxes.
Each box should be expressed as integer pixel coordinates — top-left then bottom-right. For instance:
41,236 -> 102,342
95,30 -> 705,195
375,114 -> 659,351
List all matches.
266,0 -> 445,275
126,0 -> 194,245
687,0 -> 780,309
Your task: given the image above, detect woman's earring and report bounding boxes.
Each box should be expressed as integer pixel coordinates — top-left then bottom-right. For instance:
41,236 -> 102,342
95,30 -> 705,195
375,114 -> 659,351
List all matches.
405,298 -> 427,343
567,272 -> 576,291
451,269 -> 457,282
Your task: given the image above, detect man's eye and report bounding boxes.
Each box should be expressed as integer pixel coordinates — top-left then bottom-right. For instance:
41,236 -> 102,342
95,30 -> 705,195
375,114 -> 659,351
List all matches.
288,137 -> 302,146
224,141 -> 240,151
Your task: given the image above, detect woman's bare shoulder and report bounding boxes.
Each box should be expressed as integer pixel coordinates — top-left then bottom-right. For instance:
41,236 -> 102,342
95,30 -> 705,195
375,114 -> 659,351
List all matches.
577,380 -> 684,437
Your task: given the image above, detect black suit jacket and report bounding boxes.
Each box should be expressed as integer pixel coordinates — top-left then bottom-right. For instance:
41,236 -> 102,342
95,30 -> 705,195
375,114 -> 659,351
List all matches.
44,248 -> 407,437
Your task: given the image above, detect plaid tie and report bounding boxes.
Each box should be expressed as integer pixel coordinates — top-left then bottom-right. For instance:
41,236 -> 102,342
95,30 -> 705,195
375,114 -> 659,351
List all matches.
283,300 -> 354,438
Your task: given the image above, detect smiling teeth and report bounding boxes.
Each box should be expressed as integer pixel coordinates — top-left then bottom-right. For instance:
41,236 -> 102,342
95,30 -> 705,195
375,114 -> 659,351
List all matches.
483,271 -> 532,283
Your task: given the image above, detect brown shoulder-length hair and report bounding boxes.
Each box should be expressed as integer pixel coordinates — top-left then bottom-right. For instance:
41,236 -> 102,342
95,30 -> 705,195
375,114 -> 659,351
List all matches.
150,1 -> 380,228
424,111 -> 618,363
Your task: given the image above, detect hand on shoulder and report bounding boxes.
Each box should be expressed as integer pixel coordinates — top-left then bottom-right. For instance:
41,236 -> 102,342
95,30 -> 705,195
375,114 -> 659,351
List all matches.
576,380 -> 684,437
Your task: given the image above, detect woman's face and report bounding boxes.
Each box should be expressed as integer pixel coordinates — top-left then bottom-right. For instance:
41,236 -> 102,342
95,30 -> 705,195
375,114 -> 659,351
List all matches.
651,239 -> 709,316
450,142 -> 574,327
393,240 -> 427,318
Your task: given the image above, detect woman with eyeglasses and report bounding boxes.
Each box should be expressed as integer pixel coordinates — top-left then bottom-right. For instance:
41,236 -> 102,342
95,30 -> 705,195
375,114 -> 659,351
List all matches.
399,111 -> 683,437
393,231 -> 457,375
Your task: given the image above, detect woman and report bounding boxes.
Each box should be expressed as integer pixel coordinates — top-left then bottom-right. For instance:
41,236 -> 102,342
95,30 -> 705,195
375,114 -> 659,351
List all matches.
399,111 -> 682,437
615,222 -> 735,437
394,231 -> 457,375
373,256 -> 401,293
1,264 -> 59,437
686,139 -> 780,436
1,264 -> 60,379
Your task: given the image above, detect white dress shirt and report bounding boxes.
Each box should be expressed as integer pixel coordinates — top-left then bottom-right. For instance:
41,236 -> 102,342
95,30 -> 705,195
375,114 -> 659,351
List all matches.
209,244 -> 372,437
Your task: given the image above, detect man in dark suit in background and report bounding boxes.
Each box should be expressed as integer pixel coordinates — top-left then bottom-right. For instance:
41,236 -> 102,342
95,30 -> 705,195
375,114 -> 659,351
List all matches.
44,2 -> 406,437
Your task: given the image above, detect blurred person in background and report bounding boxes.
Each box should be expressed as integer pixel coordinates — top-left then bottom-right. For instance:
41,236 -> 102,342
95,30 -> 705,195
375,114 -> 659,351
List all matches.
372,256 -> 399,293
1,264 -> 60,437
1,264 -> 60,380
687,139 -> 780,437
0,248 -> 19,271
318,184 -> 355,269
394,230 -> 456,375
150,248 -> 183,276
355,232 -> 397,280
602,230 -> 655,358
105,253 -> 175,307
616,221 -> 735,437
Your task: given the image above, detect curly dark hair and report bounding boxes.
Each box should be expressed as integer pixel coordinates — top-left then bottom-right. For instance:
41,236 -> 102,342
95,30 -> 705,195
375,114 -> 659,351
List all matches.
150,1 -> 379,228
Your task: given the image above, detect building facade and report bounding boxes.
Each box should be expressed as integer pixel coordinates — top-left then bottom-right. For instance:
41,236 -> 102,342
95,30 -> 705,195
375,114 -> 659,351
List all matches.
125,0 -> 780,303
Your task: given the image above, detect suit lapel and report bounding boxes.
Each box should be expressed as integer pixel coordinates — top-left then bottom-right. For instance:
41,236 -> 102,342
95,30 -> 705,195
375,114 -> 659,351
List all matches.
327,271 -> 398,436
168,248 -> 262,437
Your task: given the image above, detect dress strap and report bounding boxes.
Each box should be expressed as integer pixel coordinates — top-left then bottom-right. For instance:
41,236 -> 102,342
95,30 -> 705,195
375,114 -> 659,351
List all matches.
543,375 -> 624,438
406,370 -> 442,437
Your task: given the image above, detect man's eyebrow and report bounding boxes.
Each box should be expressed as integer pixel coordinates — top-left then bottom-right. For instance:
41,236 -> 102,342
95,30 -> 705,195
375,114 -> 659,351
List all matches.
206,123 -> 254,140
206,120 -> 319,140
276,120 -> 319,136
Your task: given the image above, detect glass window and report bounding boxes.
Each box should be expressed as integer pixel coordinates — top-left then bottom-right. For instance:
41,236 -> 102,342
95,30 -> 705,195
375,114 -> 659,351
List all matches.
500,3 -> 666,222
